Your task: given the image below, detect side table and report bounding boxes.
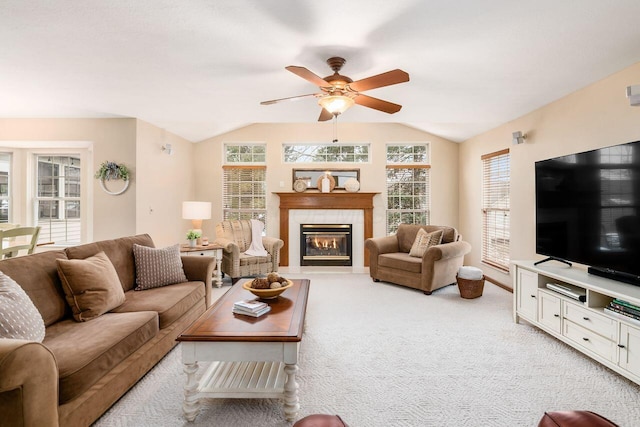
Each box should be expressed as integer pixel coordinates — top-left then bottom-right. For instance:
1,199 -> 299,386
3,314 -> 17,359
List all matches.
180,243 -> 223,288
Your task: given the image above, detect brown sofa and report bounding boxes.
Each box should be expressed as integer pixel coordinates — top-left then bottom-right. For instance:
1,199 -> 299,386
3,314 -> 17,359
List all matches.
365,224 -> 471,294
0,234 -> 214,427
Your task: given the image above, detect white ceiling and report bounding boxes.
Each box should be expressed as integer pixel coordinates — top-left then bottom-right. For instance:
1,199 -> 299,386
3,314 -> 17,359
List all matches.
2,1 -> 640,143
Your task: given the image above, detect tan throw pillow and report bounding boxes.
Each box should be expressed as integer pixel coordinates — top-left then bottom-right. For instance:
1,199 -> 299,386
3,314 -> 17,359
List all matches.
409,229 -> 444,258
0,271 -> 46,341
57,251 -> 125,322
133,243 -> 187,290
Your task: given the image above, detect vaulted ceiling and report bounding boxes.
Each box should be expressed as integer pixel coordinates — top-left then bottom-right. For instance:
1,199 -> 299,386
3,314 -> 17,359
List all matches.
2,1 -> 640,143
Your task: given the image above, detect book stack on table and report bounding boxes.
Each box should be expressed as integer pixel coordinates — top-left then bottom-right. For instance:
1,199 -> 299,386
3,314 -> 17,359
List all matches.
232,298 -> 271,318
604,298 -> 640,325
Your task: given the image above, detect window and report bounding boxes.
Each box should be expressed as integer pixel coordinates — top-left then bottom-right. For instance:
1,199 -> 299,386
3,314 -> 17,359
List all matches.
35,155 -> 82,245
283,143 -> 370,163
0,153 -> 11,223
223,143 -> 267,226
385,143 -> 430,234
481,149 -> 510,271
222,166 -> 267,224
225,143 -> 265,163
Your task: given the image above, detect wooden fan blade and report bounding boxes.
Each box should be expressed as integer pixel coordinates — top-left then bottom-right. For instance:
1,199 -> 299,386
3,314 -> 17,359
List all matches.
349,69 -> 409,92
285,66 -> 330,87
318,108 -> 333,122
354,94 -> 402,114
260,93 -> 318,105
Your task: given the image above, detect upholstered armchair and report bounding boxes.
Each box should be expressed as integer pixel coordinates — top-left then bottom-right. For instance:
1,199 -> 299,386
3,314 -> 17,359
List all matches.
365,224 -> 471,295
214,219 -> 284,284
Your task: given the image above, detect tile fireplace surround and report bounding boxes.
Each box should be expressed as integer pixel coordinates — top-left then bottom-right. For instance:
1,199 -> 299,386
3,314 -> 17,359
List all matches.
274,192 -> 379,269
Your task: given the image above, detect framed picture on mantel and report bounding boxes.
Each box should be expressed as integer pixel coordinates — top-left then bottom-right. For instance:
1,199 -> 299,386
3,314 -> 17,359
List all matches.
292,168 -> 359,190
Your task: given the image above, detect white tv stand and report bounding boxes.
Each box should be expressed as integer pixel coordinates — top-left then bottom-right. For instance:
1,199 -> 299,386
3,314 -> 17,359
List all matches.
513,260 -> 640,385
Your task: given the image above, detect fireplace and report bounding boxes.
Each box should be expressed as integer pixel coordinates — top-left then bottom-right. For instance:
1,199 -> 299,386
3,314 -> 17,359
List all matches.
300,224 -> 352,266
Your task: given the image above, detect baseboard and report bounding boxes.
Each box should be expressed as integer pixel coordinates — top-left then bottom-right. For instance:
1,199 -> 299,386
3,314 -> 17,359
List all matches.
485,275 -> 512,293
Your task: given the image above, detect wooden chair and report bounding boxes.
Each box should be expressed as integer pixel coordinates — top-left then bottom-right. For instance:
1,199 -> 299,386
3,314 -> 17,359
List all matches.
0,226 -> 41,259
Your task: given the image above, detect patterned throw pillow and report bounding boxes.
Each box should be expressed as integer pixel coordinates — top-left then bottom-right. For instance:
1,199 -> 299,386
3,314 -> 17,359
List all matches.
0,271 -> 46,341
133,244 -> 187,290
409,229 -> 444,258
57,251 -> 126,322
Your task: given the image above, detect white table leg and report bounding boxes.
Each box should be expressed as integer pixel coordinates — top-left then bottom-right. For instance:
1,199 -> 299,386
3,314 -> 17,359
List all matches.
213,248 -> 223,288
183,362 -> 200,422
283,363 -> 300,421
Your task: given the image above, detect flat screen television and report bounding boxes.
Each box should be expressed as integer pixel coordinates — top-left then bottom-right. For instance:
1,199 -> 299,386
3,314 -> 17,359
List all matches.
535,140 -> 640,286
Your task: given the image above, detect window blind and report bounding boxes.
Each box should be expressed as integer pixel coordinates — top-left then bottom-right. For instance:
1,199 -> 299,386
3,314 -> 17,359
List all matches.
222,165 -> 267,225
481,149 -> 510,271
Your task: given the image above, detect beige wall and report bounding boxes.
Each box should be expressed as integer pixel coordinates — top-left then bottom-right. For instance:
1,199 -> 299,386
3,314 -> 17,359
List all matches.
459,61 -> 640,286
193,122 -> 459,242
135,120 -> 196,247
0,118 -> 194,246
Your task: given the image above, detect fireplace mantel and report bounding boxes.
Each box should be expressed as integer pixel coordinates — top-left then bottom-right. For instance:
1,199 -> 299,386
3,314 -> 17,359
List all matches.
274,192 -> 379,266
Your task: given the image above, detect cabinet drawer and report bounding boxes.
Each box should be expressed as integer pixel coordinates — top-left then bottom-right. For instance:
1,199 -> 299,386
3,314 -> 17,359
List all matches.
185,250 -> 215,257
563,320 -> 617,362
538,290 -> 561,334
564,302 -> 617,340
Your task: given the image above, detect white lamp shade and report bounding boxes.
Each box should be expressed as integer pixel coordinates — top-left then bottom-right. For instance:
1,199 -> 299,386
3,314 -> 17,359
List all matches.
182,201 -> 212,220
318,95 -> 355,115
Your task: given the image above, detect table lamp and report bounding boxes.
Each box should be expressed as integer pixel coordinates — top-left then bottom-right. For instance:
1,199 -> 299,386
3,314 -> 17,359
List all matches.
182,201 -> 212,240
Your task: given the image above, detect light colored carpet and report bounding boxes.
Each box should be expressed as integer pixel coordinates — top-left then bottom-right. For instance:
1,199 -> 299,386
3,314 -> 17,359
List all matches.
94,273 -> 640,426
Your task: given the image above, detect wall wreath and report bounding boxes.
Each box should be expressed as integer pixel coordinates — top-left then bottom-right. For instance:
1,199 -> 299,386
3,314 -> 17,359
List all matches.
95,161 -> 130,195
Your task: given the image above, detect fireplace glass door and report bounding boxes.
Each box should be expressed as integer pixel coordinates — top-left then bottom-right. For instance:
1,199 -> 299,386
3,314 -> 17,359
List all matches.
300,224 -> 352,266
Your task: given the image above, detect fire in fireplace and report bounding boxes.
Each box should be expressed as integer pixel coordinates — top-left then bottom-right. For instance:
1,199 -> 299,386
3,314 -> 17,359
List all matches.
300,224 -> 352,266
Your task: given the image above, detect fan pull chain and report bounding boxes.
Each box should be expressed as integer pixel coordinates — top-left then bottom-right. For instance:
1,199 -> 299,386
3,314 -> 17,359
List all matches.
332,114 -> 338,143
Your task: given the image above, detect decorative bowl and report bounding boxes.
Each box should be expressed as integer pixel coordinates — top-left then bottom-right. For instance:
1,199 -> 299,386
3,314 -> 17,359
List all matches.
242,279 -> 293,299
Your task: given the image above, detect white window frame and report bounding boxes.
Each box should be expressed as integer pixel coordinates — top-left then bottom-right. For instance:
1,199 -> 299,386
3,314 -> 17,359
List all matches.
34,154 -> 83,245
224,142 -> 266,164
385,143 -> 431,235
282,142 -> 371,163
223,143 -> 267,226
481,148 -> 511,271
0,141 -> 93,246
0,153 -> 12,224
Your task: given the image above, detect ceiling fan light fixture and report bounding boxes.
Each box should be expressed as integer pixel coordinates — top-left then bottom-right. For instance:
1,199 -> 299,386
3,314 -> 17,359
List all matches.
318,95 -> 355,115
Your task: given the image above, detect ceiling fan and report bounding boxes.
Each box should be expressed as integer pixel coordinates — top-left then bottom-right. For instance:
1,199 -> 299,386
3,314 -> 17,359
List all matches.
260,57 -> 410,121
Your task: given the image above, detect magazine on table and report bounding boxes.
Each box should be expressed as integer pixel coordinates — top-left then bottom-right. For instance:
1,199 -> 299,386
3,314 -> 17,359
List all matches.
234,298 -> 267,312
232,305 -> 271,317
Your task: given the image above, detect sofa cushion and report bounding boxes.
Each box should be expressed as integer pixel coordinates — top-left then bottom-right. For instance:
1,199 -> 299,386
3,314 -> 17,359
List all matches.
397,224 -> 458,252
239,252 -> 271,265
43,311 -> 158,404
0,271 -> 46,342
65,234 -> 155,292
378,252 -> 423,273
57,251 -> 126,322
133,244 -> 187,290
409,229 -> 444,257
0,250 -> 69,326
112,281 -> 205,329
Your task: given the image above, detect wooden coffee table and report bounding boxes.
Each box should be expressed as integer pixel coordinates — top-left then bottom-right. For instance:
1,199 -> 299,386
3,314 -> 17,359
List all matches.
177,278 -> 310,422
